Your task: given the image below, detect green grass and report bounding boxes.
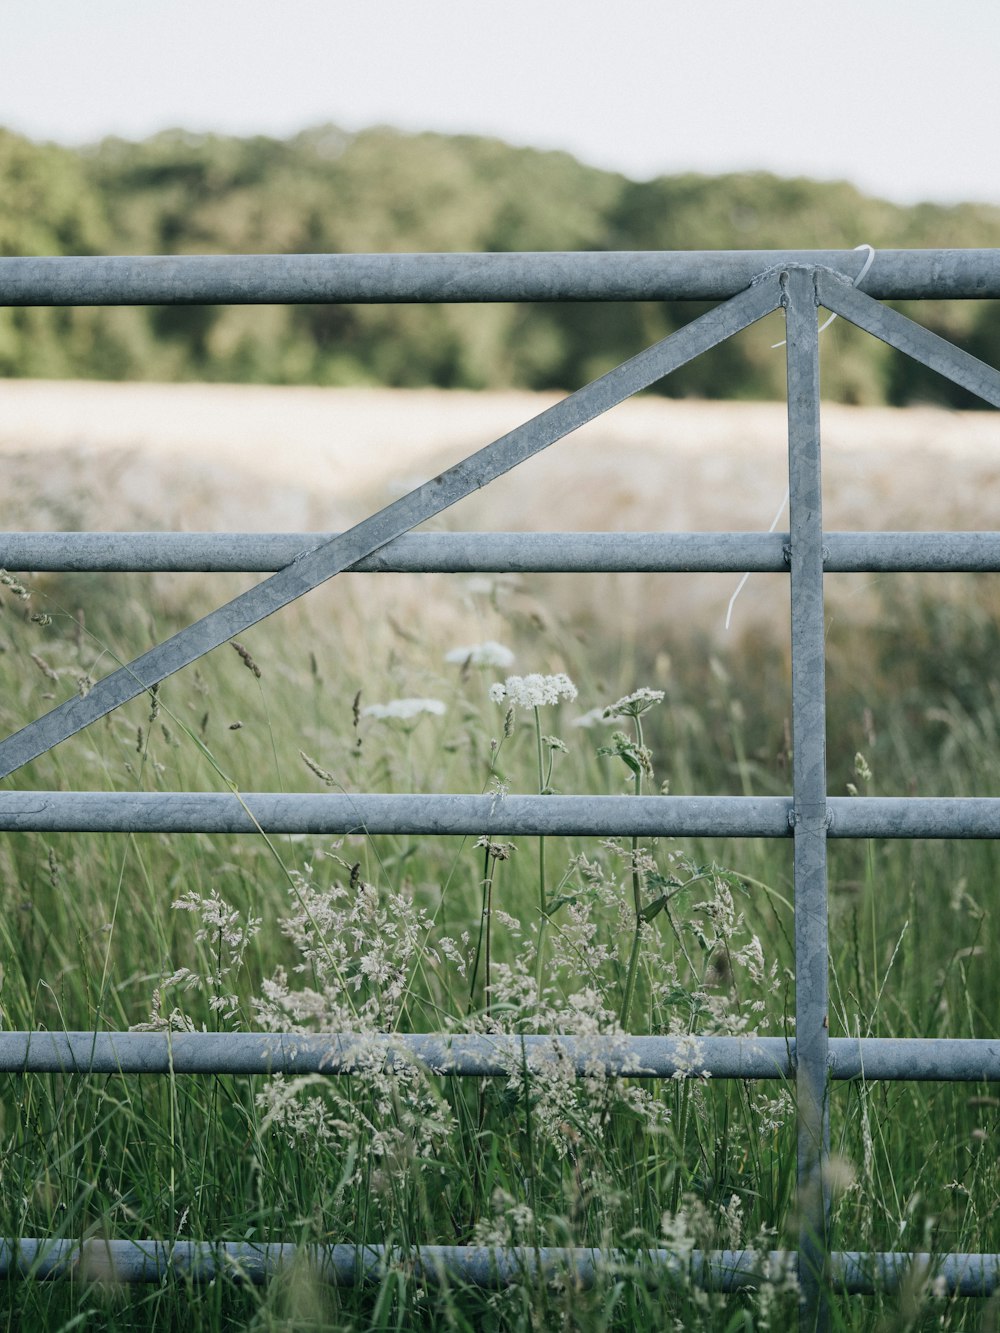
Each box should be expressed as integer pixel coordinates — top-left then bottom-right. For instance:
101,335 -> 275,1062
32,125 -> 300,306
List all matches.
0,564 -> 999,1330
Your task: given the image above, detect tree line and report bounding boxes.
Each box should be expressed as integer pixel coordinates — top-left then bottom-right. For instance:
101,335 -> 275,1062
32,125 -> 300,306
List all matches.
2,123 -> 998,405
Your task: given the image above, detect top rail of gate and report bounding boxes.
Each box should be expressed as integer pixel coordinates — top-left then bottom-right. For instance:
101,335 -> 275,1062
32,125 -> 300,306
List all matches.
2,248 -> 1000,305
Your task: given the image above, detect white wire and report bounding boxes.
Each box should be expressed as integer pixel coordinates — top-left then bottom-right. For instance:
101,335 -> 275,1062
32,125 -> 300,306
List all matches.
726,245 -> 875,629
770,243 -> 875,349
724,485 -> 790,630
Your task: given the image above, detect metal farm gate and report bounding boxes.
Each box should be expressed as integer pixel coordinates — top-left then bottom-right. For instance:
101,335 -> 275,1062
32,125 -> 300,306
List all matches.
1,248 -> 1000,1328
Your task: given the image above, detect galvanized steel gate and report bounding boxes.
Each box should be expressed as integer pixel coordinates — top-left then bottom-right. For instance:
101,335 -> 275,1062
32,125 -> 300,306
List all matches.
2,249 -> 1000,1327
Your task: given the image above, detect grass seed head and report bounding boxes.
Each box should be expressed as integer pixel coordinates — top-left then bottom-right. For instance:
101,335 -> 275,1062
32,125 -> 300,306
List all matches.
0,570 -> 30,600
231,640 -> 262,678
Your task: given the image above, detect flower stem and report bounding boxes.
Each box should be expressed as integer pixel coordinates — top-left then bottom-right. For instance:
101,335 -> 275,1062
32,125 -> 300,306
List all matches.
620,928 -> 643,1032
468,841 -> 493,1015
533,706 -> 548,1002
670,1078 -> 692,1215
619,715 -> 645,1030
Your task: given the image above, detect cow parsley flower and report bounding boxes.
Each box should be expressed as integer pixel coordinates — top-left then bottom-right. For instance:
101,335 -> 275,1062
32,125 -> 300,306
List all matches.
488,673 -> 577,708
361,697 -> 446,720
603,687 -> 665,720
445,641 -> 515,668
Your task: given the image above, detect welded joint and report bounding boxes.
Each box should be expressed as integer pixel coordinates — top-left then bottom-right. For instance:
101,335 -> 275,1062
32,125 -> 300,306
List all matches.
815,267 -> 860,299
768,261 -> 869,308
749,263 -> 794,288
784,541 -> 832,565
754,261 -> 818,286
787,808 -> 835,830
759,264 -> 827,312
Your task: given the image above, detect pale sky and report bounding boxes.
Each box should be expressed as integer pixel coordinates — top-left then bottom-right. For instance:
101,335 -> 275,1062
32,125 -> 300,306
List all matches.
4,0 -> 1000,206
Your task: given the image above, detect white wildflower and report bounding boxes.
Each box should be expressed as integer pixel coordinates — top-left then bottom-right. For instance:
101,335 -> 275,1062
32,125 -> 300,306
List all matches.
168,890 -> 261,992
250,871 -> 457,1205
438,936 -> 468,976
670,1035 -> 708,1079
488,776 -> 509,815
445,641 -> 515,668
361,697 -> 446,720
719,1193 -> 744,1248
734,934 -> 766,984
754,1090 -> 794,1135
488,673 -> 577,709
660,1200 -> 699,1259
602,687 -> 665,719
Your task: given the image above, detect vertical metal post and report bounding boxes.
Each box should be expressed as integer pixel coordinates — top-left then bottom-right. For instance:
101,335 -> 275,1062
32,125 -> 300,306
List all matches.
784,267 -> 830,1329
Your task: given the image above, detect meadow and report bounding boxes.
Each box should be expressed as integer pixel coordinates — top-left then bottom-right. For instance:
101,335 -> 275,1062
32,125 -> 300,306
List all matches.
0,385 -> 998,1330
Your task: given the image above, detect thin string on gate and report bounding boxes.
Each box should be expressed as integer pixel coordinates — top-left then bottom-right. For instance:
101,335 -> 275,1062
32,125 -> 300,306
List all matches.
724,488 -> 790,630
724,244 -> 875,631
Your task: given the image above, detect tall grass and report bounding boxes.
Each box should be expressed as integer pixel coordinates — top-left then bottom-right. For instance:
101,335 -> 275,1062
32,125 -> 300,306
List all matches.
0,562 -> 998,1330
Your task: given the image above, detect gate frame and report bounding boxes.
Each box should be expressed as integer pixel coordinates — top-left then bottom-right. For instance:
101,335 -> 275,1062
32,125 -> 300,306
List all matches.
2,248 -> 1000,1329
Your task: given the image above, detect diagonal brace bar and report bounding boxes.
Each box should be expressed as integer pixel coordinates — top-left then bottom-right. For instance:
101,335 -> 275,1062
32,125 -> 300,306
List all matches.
815,270 -> 1000,408
0,277 -> 781,780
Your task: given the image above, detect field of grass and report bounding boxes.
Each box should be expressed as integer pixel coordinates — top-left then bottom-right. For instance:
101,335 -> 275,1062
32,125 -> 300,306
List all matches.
0,534 -> 998,1332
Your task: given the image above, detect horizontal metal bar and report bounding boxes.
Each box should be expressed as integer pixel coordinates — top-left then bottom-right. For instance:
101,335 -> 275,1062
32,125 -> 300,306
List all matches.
0,530 -> 788,574
4,793 -> 1000,839
0,1031 -> 789,1078
0,792 -> 792,836
824,532 -> 1000,573
833,1252 -> 1000,1298
3,250 -> 1000,306
1,1239 -> 997,1295
831,1039 -> 1000,1082
7,530 -> 1000,573
0,1239 -> 787,1288
2,1032 -> 998,1082
828,798 -> 1000,839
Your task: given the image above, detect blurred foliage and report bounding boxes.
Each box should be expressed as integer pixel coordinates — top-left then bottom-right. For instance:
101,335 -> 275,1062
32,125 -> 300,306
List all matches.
2,122 -> 1000,402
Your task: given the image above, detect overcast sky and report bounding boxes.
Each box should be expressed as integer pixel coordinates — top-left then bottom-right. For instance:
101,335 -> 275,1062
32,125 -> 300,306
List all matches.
5,0 -> 999,206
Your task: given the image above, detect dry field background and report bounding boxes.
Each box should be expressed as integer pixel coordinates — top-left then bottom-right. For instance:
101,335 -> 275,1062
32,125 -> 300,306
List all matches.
1,378 -> 997,640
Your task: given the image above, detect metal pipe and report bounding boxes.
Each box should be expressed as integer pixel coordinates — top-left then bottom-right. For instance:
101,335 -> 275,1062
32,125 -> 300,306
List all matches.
0,1239 -> 996,1295
0,1031 -> 791,1078
7,530 -> 1000,574
828,797 -> 1000,839
3,249 -> 1000,305
0,530 -> 790,574
785,267 -> 831,1322
0,791 -> 793,836
1,1031 -> 997,1082
830,1038 -> 1000,1082
4,793 -> 1000,838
